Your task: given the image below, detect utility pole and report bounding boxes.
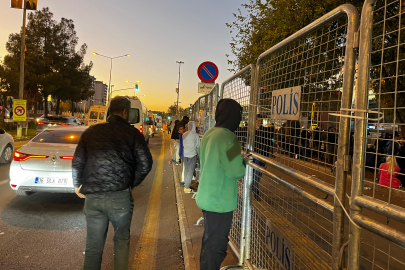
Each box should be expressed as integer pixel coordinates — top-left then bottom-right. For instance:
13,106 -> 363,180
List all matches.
17,2 -> 27,139
176,61 -> 184,114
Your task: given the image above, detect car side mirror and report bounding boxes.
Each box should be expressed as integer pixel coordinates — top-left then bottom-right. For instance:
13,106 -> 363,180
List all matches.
0,129 -> 5,134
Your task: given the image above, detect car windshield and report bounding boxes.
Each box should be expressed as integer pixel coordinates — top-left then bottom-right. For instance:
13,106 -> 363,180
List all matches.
32,130 -> 84,144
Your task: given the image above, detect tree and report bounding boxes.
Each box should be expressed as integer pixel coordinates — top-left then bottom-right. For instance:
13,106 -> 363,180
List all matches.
226,0 -> 364,71
168,105 -> 177,116
167,105 -> 184,117
2,8 -> 93,117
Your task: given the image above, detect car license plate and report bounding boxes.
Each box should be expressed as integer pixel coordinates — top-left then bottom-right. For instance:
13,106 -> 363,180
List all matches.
35,177 -> 68,185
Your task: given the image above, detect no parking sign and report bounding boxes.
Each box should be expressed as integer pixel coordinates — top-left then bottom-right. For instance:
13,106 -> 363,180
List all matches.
197,62 -> 218,83
13,99 -> 27,121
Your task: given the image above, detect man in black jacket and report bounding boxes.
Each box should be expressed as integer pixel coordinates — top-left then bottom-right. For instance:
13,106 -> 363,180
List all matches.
73,96 -> 153,270
171,116 -> 189,164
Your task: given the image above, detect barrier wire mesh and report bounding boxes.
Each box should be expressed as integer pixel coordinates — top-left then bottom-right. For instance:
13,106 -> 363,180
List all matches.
358,0 -> 405,268
222,68 -> 253,151
250,15 -> 351,270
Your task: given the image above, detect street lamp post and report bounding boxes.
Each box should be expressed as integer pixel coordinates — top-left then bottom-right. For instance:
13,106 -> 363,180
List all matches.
92,52 -> 130,103
176,61 -> 184,114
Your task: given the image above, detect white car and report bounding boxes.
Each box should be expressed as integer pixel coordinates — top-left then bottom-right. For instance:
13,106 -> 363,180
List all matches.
0,129 -> 14,163
9,126 -> 87,196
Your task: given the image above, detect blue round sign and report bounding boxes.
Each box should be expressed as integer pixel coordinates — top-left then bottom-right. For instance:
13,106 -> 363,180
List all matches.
198,62 -> 218,83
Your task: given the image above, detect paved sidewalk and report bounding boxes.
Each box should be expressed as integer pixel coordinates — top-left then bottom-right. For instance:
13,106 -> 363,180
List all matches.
169,135 -> 238,270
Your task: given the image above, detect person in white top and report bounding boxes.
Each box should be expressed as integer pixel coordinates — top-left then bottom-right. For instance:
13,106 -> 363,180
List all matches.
182,121 -> 200,193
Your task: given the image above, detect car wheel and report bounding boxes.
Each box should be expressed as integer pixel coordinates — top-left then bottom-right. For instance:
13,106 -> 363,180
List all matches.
0,144 -> 13,164
15,190 -> 33,196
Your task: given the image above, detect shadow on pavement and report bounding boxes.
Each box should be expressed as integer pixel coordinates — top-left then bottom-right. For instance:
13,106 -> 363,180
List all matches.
1,193 -> 85,230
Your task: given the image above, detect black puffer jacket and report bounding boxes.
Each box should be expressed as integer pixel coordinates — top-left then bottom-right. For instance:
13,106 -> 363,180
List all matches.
72,115 -> 153,194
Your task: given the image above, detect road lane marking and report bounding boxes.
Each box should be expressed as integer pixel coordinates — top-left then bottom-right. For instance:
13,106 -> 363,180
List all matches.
131,134 -> 165,269
0,179 -> 10,186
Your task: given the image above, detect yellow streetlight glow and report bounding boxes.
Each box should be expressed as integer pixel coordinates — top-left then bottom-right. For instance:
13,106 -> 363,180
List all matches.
125,80 -> 129,83
126,54 -> 130,57
92,52 -> 97,56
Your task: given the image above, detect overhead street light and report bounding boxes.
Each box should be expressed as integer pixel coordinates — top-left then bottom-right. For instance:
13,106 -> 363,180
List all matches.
92,52 -> 130,102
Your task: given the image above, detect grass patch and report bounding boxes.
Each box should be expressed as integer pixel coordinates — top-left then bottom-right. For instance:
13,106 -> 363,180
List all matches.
6,128 -> 37,140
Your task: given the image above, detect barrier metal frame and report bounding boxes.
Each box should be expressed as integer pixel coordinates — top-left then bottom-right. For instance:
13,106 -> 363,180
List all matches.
237,4 -> 360,270
219,64 -> 257,265
348,0 -> 405,269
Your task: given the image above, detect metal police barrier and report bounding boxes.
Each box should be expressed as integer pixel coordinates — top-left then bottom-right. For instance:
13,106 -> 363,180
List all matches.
218,64 -> 256,262
229,5 -> 360,270
348,0 -> 405,269
207,84 -> 219,130
198,94 -> 210,135
221,65 -> 255,152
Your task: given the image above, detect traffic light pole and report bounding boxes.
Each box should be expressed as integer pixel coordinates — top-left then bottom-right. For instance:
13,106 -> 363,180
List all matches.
17,3 -> 27,139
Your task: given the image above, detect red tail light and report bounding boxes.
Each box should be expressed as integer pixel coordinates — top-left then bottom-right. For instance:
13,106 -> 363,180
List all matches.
140,125 -> 143,134
60,156 -> 74,160
61,123 -> 70,126
38,122 -> 44,125
11,184 -> 17,188
13,151 -> 49,162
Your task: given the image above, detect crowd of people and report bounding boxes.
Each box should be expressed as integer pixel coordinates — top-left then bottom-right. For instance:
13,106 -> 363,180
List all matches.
237,117 -> 404,189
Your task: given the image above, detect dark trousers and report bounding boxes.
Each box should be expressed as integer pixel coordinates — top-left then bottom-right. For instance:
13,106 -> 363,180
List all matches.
252,158 -> 265,199
200,210 -> 233,270
83,189 -> 134,270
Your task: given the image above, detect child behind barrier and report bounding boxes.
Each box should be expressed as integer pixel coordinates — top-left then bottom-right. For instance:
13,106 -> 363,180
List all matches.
379,156 -> 401,188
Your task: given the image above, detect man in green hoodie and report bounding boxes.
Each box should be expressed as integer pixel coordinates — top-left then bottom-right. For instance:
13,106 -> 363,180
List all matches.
196,98 -> 247,270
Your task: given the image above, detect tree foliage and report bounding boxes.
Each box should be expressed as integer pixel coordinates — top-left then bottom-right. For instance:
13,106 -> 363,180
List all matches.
226,0 -> 364,72
167,105 -> 183,116
1,8 -> 93,116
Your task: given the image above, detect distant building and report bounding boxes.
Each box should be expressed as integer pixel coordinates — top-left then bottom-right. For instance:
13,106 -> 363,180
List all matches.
93,81 -> 108,106
80,80 -> 107,112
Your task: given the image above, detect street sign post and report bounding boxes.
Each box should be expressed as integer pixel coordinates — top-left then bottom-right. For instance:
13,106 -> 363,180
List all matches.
198,83 -> 216,94
197,61 -> 218,83
13,99 -> 27,122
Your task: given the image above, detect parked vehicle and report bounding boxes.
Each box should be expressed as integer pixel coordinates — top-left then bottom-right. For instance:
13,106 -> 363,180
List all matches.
104,96 -> 150,144
0,107 -> 11,119
147,111 -> 156,137
9,126 -> 87,196
87,105 -> 107,126
36,115 -> 82,134
0,129 -> 14,164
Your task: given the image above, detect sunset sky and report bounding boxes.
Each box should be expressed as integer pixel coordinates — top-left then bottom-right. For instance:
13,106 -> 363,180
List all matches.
0,0 -> 247,111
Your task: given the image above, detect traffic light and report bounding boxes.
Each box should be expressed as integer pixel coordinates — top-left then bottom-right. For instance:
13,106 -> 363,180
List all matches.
168,116 -> 171,120
135,84 -> 139,93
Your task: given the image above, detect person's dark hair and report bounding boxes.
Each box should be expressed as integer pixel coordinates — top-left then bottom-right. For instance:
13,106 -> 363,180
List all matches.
178,123 -> 185,129
109,96 -> 131,116
182,116 -> 189,123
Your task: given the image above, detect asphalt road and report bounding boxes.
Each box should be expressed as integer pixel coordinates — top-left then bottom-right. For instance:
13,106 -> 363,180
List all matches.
0,132 -> 184,270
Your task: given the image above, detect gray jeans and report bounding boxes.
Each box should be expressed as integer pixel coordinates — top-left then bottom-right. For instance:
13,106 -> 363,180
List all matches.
182,156 -> 197,188
83,189 -> 134,270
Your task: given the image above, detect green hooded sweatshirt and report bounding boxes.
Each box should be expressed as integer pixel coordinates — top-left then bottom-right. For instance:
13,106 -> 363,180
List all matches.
196,126 -> 246,213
